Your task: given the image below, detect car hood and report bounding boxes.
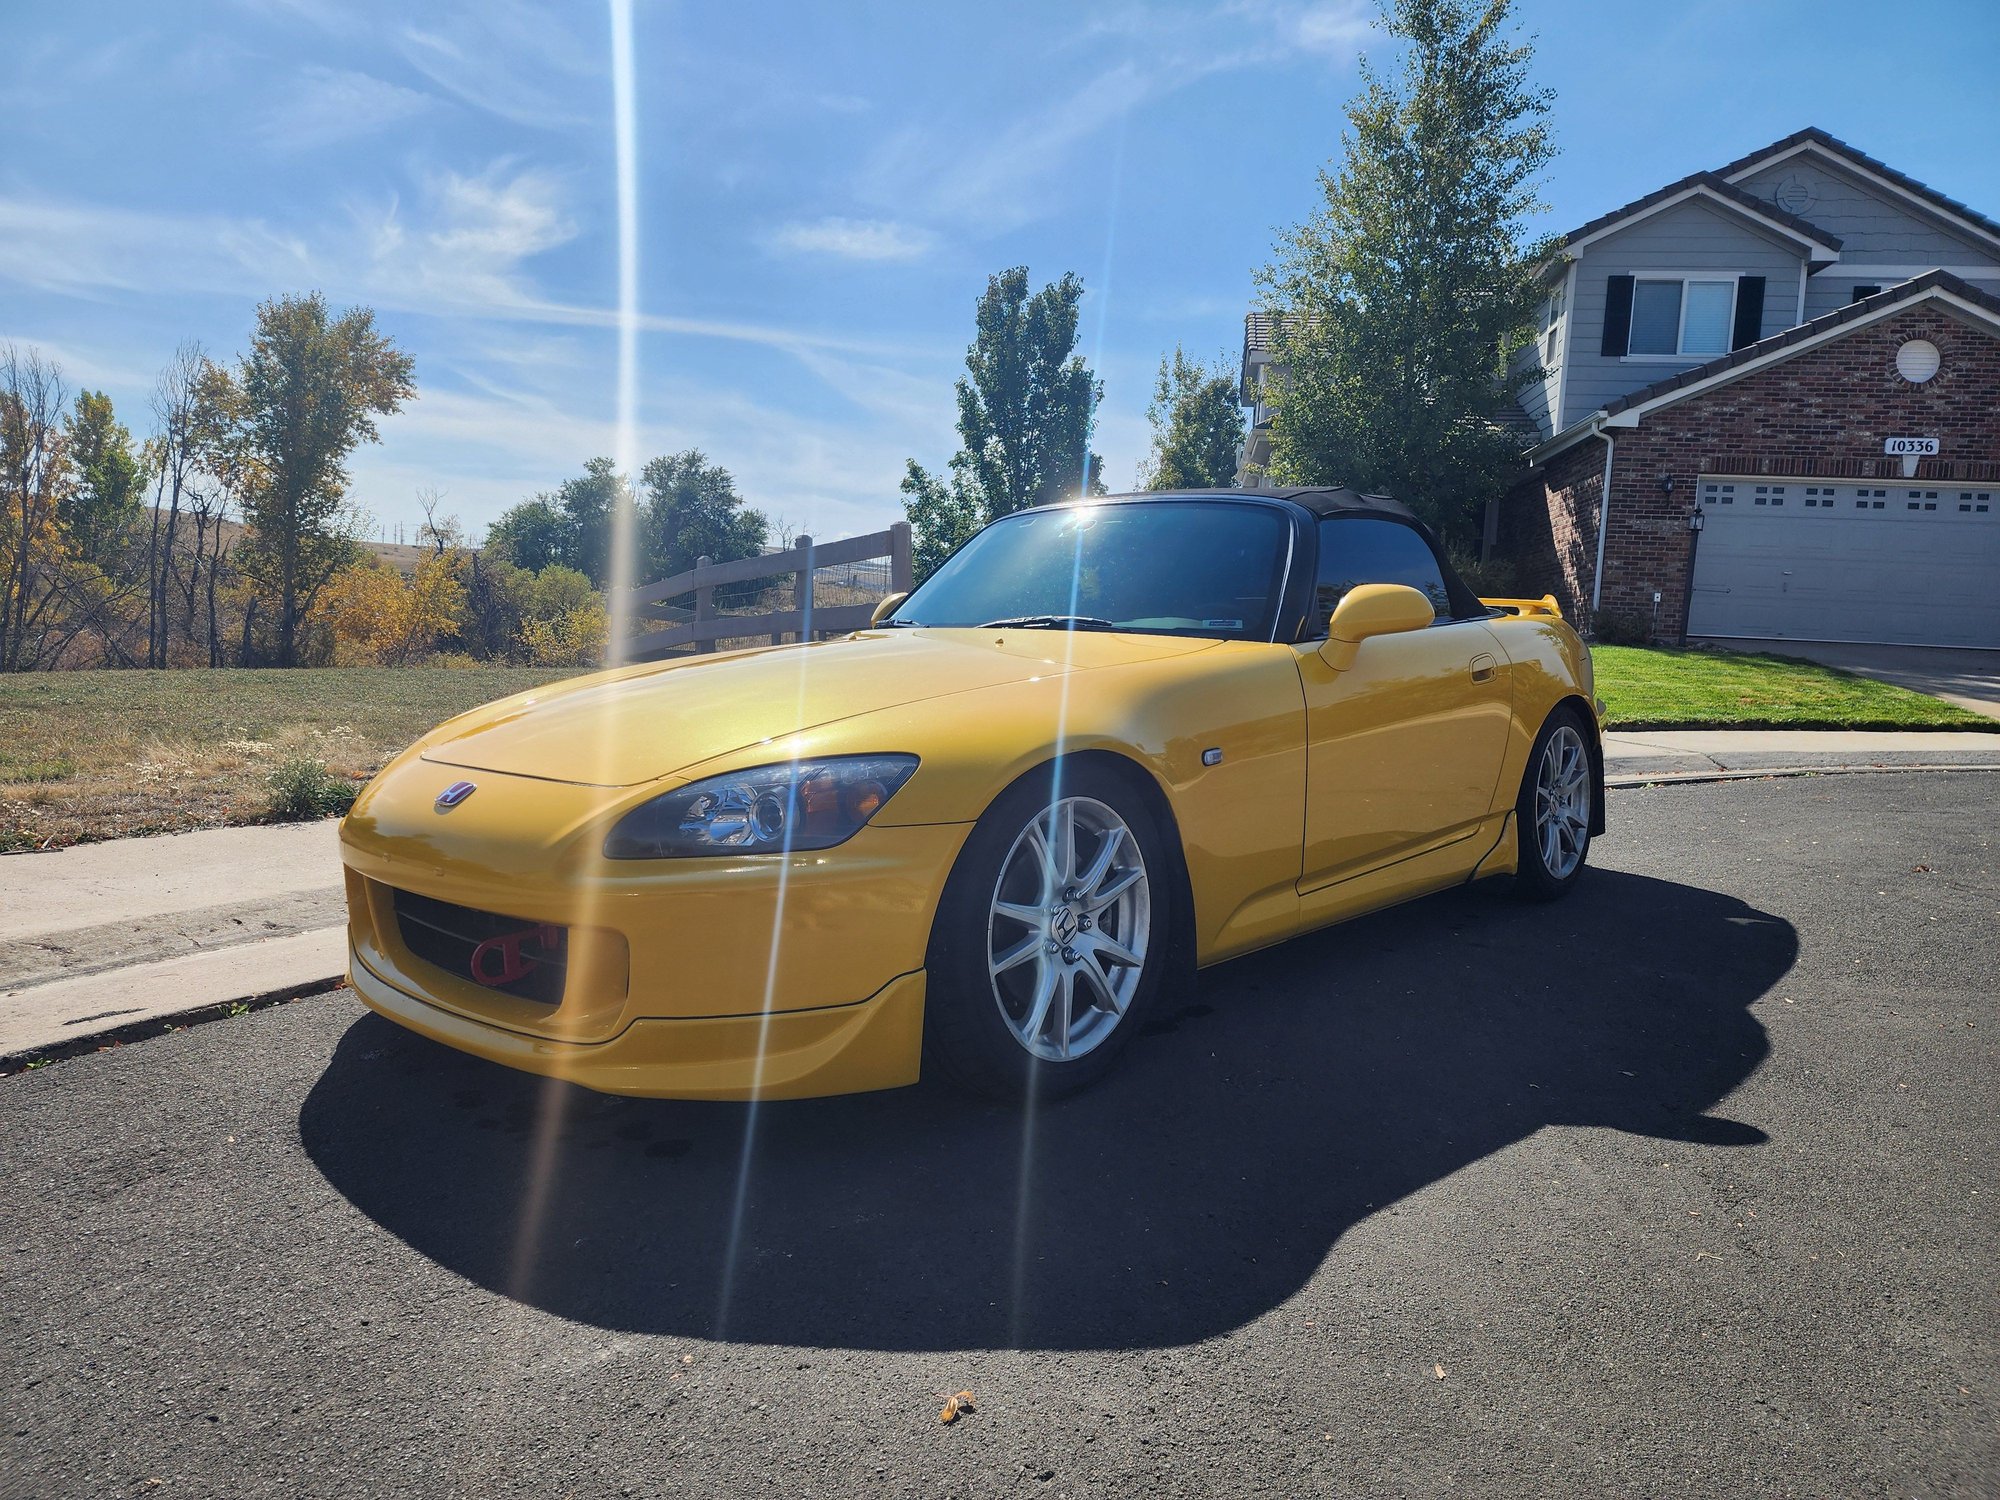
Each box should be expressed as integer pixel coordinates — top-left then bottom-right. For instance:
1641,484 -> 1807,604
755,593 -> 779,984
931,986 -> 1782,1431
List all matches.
420,628 -> 1221,787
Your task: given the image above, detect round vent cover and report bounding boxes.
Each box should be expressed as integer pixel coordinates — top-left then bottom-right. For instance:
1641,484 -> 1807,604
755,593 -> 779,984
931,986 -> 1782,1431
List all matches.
1895,339 -> 1941,383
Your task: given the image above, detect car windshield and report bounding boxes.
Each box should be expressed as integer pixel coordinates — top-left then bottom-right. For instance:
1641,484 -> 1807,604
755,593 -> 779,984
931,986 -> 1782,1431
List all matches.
887,500 -> 1290,640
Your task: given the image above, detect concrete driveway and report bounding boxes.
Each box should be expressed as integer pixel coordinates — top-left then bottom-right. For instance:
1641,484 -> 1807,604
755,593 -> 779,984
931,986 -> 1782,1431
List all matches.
3,772 -> 1994,1498
1698,636 -> 2000,720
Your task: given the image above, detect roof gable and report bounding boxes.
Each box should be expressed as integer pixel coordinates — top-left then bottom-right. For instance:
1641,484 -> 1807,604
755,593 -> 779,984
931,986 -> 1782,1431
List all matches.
1559,171 -> 1841,262
1718,128 -> 2000,254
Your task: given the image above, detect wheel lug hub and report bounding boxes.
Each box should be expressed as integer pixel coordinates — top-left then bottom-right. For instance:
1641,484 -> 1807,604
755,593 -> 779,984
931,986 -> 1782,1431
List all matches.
1061,946 -> 1080,964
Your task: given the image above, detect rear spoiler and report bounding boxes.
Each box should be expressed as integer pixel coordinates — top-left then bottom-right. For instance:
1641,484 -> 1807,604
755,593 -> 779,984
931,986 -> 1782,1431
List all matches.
1480,595 -> 1564,620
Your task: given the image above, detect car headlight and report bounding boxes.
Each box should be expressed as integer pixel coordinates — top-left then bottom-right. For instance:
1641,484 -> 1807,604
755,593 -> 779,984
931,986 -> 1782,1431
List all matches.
603,755 -> 919,860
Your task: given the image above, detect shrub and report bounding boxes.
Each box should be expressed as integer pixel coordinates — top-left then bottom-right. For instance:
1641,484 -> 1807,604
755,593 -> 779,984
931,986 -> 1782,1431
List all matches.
1590,607 -> 1655,646
265,756 -> 358,821
1446,547 -> 1523,600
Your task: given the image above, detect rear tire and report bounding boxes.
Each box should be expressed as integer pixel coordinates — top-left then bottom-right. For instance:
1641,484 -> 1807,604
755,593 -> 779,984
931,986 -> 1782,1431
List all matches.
924,761 -> 1173,1100
1514,707 -> 1594,901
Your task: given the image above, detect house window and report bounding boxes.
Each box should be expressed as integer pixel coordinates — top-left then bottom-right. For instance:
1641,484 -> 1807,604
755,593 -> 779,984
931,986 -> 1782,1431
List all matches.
1628,278 -> 1737,356
1850,284 -> 1882,303
1543,286 -> 1564,365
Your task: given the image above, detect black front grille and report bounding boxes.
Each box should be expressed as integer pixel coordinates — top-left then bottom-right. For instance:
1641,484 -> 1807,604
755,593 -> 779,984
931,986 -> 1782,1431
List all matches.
392,889 -> 567,1006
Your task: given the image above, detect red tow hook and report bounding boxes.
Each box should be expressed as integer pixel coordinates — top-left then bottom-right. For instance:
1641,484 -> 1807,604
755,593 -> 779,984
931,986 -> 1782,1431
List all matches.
469,924 -> 566,987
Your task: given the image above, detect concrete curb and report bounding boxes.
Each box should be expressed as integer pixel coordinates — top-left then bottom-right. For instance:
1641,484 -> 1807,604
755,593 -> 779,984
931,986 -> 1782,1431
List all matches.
1608,761 -> 2000,788
0,974 -> 346,1075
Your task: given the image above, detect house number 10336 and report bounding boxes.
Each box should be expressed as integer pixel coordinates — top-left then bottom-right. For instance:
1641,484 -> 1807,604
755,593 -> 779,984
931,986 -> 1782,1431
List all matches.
1883,437 -> 1940,456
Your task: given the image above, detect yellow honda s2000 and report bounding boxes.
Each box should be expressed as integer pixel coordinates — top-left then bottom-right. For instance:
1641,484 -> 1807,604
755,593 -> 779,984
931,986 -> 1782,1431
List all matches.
341,489 -> 1604,1100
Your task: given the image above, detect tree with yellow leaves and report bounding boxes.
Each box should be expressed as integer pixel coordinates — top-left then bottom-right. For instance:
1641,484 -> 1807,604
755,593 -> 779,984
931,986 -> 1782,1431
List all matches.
318,552 -> 467,666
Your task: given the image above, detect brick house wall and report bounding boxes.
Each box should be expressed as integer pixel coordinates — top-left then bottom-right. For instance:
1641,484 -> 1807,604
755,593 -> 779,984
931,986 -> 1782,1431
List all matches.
1503,303 -> 2000,638
1498,437 -> 1604,620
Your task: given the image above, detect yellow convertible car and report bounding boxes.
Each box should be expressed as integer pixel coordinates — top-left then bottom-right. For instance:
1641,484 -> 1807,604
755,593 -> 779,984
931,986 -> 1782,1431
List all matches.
341,489 -> 1604,1100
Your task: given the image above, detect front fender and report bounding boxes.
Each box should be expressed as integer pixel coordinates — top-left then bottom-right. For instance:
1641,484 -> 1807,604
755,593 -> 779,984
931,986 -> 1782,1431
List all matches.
677,641 -> 1310,964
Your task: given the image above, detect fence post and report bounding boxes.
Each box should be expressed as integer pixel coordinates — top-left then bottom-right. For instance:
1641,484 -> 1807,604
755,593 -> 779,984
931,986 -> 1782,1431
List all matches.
791,535 -> 814,643
694,556 -> 715,654
888,520 -> 914,594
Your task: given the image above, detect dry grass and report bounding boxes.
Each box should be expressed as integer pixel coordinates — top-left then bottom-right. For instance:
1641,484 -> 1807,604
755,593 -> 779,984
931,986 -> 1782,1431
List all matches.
0,667 -> 577,852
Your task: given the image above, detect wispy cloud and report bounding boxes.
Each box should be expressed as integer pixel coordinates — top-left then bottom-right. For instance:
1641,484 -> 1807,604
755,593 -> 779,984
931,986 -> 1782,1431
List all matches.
855,3 -> 1376,237
766,217 -> 938,262
396,1 -> 599,129
1227,0 -> 1374,60
0,174 -> 929,363
264,66 -> 433,149
857,64 -> 1160,235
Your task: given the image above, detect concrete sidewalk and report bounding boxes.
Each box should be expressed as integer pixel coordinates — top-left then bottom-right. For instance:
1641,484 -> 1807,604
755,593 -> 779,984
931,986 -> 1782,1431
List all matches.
1602,727 -> 2000,783
1,820 -> 346,1058
5,726 -> 1999,1061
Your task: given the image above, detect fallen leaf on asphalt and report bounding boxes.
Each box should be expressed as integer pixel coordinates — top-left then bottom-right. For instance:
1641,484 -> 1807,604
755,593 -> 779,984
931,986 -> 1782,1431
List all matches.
1433,1363 -> 1446,1380
940,1390 -> 976,1424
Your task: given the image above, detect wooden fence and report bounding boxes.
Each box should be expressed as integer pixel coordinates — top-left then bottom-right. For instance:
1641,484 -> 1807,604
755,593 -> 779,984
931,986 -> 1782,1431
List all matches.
621,521 -> 913,661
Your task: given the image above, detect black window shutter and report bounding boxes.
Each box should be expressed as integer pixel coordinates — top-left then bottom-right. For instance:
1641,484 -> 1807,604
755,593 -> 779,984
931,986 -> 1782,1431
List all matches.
1732,277 -> 1766,350
1601,275 -> 1634,356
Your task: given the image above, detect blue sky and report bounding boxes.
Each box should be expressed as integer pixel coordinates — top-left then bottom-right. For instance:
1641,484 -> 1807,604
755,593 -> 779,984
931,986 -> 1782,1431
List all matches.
4,0 -> 1998,544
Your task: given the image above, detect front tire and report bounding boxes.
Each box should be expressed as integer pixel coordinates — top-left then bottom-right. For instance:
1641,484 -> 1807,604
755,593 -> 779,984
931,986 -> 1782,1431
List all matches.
924,762 -> 1172,1099
1514,708 -> 1594,900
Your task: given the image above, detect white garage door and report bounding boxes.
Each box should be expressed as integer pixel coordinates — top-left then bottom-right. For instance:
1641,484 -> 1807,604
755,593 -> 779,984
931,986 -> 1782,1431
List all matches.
1687,477 -> 2000,648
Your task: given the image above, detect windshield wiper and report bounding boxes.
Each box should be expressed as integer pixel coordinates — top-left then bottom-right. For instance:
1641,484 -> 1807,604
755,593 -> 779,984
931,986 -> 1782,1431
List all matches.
878,617 -> 924,627
978,614 -> 1121,632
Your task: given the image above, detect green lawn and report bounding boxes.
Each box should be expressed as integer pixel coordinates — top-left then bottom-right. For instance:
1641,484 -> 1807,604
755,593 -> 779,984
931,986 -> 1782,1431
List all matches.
0,667 -> 577,851
1594,646 -> 1996,731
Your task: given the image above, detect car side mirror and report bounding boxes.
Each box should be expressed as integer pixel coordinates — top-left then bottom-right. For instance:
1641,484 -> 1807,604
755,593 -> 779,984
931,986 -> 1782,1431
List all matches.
1317,583 -> 1435,671
870,591 -> 909,626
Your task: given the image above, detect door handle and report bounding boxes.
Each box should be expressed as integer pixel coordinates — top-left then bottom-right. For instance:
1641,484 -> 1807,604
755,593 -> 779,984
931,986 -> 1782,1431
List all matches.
1469,653 -> 1496,684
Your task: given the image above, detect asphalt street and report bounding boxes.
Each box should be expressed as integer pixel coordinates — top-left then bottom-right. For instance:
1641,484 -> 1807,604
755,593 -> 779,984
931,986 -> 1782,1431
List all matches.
3,773 -> 1994,1498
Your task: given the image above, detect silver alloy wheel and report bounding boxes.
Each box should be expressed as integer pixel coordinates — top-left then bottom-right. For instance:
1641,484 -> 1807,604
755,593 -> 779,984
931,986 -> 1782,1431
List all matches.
986,795 -> 1152,1062
1535,724 -> 1591,880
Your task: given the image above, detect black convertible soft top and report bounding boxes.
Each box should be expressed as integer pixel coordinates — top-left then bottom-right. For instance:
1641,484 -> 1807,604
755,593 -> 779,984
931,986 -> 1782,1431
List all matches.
1101,486 -> 1418,521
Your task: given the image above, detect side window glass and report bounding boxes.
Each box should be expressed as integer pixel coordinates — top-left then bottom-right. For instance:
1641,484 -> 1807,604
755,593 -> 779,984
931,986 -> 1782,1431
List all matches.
1313,518 -> 1451,635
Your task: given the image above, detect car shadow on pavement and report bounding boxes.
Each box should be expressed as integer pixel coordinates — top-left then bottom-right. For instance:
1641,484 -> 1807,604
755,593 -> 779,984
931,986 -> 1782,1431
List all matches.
299,869 -> 1793,1352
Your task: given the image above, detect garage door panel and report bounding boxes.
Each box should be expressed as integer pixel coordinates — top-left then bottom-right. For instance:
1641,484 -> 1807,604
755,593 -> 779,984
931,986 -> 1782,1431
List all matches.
1688,479 -> 2000,648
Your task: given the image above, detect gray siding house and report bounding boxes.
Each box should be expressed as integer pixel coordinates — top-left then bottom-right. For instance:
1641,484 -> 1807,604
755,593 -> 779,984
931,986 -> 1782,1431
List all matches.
1517,130 -> 2000,449
1243,129 -> 2000,649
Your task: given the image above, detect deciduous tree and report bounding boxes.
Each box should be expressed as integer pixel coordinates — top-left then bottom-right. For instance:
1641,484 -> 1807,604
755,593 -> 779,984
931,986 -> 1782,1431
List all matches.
233,294 -> 415,665
903,267 -> 1106,578
637,450 -> 768,584
62,391 -> 147,574
484,458 -> 631,586
0,346 -> 74,671
482,497 -> 569,574
1139,348 -> 1245,490
1259,0 -> 1554,544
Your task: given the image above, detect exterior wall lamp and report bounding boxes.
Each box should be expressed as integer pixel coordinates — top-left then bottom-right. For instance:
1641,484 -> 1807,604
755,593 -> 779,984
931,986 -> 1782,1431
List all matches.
1678,507 -> 1706,646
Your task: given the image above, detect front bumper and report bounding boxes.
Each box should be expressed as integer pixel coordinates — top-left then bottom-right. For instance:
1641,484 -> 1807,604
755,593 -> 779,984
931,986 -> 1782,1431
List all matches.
338,760 -> 972,1098
348,940 -> 928,1100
